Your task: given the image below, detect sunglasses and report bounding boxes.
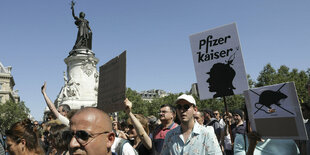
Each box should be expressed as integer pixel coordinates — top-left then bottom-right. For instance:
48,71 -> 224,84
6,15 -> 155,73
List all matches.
63,130 -> 110,146
176,104 -> 192,111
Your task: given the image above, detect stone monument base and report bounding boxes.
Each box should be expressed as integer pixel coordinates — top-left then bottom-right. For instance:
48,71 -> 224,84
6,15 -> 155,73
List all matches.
56,48 -> 99,110
60,99 -> 97,109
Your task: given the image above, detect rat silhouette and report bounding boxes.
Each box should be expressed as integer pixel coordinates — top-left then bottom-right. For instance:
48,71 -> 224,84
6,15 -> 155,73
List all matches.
250,83 -> 294,115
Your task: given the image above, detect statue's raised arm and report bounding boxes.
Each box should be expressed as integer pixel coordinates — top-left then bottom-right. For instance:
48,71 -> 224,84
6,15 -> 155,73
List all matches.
71,1 -> 78,20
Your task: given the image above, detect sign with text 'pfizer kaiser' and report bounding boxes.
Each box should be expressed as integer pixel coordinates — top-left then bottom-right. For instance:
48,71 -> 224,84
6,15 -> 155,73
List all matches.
190,23 -> 248,100
97,51 -> 126,113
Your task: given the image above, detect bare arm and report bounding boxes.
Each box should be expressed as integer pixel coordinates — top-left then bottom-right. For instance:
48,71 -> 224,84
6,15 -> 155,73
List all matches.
41,82 -> 60,118
124,98 -> 152,150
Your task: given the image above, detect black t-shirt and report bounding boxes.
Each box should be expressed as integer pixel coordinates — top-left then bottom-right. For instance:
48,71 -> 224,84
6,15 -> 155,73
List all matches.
136,142 -> 152,155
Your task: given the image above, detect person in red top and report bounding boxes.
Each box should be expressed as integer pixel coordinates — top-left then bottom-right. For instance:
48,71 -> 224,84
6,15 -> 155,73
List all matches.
152,104 -> 178,154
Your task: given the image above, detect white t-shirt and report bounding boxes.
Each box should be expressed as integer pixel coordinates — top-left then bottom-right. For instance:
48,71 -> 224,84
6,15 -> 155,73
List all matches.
58,114 -> 70,126
111,137 -> 136,155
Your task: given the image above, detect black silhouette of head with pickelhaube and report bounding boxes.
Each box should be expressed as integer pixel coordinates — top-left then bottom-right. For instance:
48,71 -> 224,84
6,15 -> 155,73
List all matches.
206,53 -> 236,98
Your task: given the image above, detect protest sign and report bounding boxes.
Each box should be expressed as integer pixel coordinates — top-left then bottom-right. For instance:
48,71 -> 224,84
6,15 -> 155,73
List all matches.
97,51 -> 126,113
190,23 -> 248,100
244,82 -> 308,140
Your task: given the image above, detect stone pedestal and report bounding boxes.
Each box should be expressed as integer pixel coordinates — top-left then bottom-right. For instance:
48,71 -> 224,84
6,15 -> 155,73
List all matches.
56,49 -> 99,109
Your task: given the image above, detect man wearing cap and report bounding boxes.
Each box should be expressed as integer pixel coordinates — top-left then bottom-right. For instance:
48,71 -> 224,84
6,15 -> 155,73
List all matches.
161,94 -> 222,154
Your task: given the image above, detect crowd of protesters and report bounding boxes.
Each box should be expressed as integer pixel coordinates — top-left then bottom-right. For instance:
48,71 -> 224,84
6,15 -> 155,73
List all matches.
0,81 -> 309,155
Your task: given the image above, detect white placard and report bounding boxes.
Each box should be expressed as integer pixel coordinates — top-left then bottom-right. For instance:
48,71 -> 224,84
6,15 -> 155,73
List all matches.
244,82 -> 308,140
190,23 -> 248,100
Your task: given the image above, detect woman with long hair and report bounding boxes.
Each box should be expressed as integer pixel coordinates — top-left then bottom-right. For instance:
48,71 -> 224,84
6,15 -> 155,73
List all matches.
5,119 -> 45,155
124,98 -> 152,155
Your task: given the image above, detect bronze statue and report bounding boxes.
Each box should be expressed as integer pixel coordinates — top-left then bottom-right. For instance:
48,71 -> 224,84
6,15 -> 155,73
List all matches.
71,1 -> 92,50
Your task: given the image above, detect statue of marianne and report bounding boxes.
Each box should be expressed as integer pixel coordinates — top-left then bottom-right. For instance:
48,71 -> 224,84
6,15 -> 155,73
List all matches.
71,1 -> 92,50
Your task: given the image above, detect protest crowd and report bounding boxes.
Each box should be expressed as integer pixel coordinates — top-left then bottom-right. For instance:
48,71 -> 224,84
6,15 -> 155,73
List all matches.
0,80 -> 308,155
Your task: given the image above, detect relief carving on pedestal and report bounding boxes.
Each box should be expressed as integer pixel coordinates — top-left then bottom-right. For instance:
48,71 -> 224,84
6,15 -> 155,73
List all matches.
81,59 -> 96,77
94,71 -> 99,97
57,74 -> 80,101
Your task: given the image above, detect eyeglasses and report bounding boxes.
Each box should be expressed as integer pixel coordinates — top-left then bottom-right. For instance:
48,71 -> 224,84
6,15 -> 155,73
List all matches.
63,130 -> 110,146
176,104 -> 192,111
214,113 -> 219,116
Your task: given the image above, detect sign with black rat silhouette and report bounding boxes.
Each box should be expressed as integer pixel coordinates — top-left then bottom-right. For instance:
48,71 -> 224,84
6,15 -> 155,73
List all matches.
244,82 -> 308,140
190,23 -> 248,100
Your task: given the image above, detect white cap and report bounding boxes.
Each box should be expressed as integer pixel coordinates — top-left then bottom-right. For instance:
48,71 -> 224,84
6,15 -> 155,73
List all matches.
175,94 -> 196,106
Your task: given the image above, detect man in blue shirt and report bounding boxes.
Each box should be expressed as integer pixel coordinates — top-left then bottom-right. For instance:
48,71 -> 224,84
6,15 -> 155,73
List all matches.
161,94 -> 222,155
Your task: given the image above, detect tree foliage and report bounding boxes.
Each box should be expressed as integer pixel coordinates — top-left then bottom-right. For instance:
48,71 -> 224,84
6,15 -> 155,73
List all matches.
0,100 -> 30,131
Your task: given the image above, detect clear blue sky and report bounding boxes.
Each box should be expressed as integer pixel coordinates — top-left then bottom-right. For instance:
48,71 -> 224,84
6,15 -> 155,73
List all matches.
1,1 -> 309,121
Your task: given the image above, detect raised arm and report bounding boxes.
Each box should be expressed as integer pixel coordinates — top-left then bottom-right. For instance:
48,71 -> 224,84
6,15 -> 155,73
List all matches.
71,1 -> 78,19
41,82 -> 61,118
124,98 -> 152,150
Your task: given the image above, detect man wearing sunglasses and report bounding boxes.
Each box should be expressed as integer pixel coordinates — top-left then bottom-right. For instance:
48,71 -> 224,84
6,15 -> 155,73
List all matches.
161,94 -> 222,154
68,107 -> 115,155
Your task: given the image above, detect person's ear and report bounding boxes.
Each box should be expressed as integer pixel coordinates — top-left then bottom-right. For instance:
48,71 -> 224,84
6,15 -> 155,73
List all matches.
106,132 -> 115,148
19,139 -> 26,151
20,139 -> 26,145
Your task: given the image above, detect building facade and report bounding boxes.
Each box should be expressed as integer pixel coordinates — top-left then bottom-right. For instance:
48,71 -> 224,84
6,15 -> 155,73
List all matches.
0,62 -> 20,104
139,89 -> 169,102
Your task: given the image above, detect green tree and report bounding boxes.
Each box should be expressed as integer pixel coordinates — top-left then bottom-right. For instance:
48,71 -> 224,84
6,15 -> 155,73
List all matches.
118,88 -> 149,121
247,74 -> 256,88
149,93 -> 181,116
256,63 -> 277,87
0,100 -> 30,131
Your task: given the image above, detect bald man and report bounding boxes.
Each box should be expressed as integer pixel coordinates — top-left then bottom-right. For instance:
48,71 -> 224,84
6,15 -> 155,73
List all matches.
68,107 -> 115,155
